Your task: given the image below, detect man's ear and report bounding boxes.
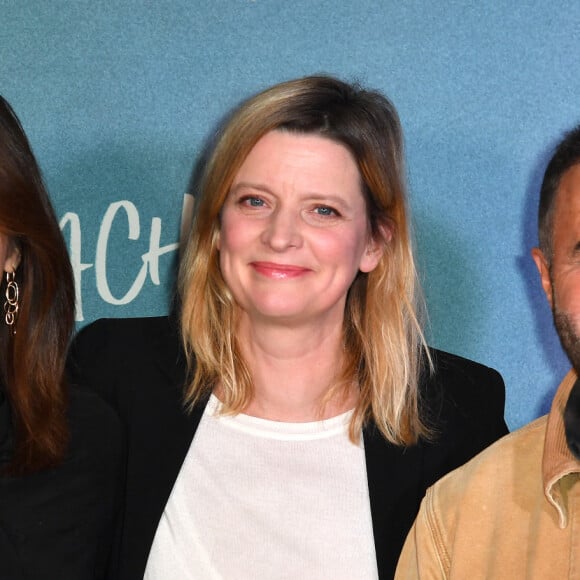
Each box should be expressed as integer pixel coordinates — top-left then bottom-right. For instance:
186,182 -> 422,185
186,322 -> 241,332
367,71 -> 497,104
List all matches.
531,247 -> 553,308
359,222 -> 392,274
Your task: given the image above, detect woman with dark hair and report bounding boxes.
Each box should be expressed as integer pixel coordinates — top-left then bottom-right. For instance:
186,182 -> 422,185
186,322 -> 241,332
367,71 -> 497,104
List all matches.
72,75 -> 507,579
0,96 -> 122,579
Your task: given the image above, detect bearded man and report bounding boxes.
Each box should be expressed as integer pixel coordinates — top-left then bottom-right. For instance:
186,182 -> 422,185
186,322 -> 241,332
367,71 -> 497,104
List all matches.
396,126 -> 580,579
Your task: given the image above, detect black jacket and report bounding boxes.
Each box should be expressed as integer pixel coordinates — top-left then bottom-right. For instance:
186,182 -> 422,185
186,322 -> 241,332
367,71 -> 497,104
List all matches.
69,316 -> 508,580
0,387 -> 123,579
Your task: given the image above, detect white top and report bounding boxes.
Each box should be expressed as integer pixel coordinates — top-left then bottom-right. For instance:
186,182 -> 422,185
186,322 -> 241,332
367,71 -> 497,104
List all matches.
145,394 -> 378,579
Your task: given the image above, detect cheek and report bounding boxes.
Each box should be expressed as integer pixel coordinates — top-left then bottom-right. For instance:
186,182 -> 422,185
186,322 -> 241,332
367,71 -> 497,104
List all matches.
313,228 -> 368,270
217,213 -> 260,284
554,271 -> 580,321
218,212 -> 246,256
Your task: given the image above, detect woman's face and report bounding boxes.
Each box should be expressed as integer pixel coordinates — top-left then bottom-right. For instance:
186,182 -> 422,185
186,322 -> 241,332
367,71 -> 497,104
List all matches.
218,130 -> 382,329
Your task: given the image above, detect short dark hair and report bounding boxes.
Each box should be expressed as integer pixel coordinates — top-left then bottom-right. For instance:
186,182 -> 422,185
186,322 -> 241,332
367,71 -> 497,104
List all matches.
538,125 -> 580,259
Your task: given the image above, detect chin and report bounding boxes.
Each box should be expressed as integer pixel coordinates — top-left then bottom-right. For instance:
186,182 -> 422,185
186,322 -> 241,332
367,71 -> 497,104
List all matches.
253,306 -> 308,322
246,295 -> 306,316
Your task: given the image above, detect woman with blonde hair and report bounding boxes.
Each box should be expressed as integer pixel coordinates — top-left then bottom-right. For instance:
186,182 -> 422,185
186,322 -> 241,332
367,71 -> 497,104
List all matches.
0,95 -> 122,578
72,75 -> 507,579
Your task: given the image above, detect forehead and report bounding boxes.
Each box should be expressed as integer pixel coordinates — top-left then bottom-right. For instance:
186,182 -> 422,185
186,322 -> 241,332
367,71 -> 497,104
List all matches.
553,164 -> 580,254
234,130 -> 361,186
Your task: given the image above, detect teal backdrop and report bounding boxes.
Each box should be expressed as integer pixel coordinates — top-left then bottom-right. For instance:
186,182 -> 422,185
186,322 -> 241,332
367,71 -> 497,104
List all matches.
2,1 -> 576,430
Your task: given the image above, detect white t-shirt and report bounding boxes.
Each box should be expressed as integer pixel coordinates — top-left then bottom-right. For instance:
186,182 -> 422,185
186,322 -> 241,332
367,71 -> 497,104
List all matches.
145,394 -> 378,579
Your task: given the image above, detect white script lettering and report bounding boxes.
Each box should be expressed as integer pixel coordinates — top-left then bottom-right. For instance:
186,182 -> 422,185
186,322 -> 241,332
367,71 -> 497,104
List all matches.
60,193 -> 194,321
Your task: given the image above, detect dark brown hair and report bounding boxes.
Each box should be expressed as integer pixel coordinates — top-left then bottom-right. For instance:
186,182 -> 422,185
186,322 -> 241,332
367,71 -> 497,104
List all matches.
538,124 -> 580,260
0,96 -> 75,474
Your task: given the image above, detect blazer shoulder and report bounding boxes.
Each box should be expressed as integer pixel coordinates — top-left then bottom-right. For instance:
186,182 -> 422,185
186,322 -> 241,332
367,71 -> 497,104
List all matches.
77,315 -> 172,346
71,316 -> 174,364
424,347 -> 506,412
68,316 -> 181,408
428,347 -> 504,387
419,348 -> 509,483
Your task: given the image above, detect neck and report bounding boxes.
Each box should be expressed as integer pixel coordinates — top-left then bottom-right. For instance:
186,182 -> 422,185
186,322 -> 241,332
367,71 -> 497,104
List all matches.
231,316 -> 356,422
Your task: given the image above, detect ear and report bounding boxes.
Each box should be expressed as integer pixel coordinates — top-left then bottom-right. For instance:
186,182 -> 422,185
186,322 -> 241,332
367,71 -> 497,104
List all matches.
531,247 -> 553,308
359,222 -> 392,273
3,241 -> 20,274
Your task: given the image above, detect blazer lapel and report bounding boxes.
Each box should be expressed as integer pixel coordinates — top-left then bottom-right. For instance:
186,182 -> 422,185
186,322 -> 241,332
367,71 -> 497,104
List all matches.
121,316 -> 208,578
363,423 -> 423,580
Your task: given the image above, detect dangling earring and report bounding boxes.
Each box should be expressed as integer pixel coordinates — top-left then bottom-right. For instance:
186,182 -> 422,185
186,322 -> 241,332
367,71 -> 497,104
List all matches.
4,271 -> 19,333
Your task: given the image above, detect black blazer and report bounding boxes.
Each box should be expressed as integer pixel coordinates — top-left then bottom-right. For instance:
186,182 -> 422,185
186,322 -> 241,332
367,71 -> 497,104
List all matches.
0,387 -> 123,580
69,316 -> 508,580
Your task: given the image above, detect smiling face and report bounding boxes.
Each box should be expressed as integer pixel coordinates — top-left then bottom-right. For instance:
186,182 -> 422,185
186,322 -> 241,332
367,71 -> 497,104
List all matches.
218,130 -> 383,330
533,164 -> 580,370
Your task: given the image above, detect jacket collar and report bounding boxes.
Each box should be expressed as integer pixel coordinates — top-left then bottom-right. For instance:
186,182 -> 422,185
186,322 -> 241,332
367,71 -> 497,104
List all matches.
543,369 -> 580,528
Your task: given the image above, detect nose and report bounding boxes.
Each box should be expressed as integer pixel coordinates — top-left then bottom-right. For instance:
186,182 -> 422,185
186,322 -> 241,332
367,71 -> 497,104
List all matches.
260,207 -> 303,251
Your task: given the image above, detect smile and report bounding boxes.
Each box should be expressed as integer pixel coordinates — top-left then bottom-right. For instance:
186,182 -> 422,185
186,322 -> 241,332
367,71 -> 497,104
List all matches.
250,261 -> 311,279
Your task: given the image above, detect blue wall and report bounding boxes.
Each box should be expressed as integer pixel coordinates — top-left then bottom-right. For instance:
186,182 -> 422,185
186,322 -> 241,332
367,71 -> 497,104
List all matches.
2,1 -> 575,430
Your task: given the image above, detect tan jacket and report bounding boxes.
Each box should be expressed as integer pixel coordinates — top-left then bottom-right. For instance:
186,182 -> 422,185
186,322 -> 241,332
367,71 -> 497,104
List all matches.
396,370 -> 580,579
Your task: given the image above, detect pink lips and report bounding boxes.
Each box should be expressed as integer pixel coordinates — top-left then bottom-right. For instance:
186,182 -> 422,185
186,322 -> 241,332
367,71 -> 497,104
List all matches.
251,261 -> 310,279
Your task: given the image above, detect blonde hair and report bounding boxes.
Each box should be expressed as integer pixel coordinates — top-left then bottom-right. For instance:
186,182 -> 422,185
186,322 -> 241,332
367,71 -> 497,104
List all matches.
179,75 -> 431,445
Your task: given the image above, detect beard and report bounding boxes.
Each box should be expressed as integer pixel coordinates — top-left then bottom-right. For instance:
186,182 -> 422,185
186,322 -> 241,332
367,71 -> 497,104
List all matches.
553,307 -> 580,373
552,297 -> 580,458
553,306 -> 580,458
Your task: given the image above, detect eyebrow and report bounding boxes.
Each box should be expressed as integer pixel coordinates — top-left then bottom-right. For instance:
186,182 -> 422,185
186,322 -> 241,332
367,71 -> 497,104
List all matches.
229,182 -> 273,196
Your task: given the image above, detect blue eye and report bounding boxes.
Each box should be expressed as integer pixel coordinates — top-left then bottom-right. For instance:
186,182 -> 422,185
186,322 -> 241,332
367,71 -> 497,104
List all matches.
240,196 -> 265,207
314,206 -> 337,216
